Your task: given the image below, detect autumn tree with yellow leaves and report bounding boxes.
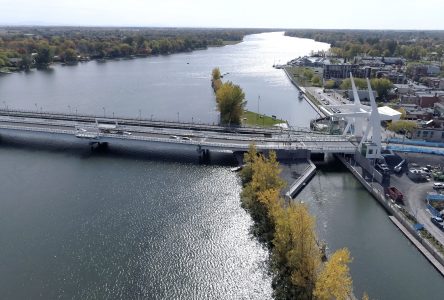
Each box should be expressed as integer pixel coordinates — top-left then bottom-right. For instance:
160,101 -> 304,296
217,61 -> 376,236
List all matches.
240,145 -> 355,300
314,248 -> 353,300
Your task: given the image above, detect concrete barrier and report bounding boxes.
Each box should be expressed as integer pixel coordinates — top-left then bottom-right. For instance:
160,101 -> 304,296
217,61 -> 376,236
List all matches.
285,159 -> 316,198
337,154 -> 444,276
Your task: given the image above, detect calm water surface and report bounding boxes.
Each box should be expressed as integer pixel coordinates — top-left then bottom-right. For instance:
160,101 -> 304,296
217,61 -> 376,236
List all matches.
0,32 -> 328,127
1,32 -> 443,299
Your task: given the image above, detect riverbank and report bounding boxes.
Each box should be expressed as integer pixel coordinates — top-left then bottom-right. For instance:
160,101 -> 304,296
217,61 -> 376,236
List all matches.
282,67 -> 326,118
241,110 -> 286,128
337,154 -> 444,276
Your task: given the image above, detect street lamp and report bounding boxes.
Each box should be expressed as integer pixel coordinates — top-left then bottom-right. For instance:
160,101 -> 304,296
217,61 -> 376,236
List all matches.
257,95 -> 260,125
68,105 -> 71,114
177,112 -> 180,123
102,107 -> 106,117
35,103 -> 38,112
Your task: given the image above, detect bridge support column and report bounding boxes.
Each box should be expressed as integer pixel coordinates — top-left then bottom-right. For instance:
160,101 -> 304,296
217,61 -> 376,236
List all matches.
89,141 -> 108,151
197,146 -> 210,164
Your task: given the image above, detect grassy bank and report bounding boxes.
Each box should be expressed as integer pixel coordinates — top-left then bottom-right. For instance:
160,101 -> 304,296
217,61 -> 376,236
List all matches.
284,66 -> 322,87
242,110 -> 286,127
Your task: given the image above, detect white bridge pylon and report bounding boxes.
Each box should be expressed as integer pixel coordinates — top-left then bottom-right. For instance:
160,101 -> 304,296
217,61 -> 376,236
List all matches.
328,73 -> 401,157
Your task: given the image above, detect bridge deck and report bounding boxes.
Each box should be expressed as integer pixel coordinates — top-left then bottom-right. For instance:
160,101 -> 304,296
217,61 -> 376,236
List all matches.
0,109 -> 357,154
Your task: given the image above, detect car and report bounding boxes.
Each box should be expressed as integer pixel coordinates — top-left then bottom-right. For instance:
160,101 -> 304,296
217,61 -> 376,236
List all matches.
431,216 -> 444,230
433,182 -> 444,190
376,163 -> 390,173
123,131 -> 132,135
420,167 -> 431,173
181,137 -> 191,141
169,135 -> 179,139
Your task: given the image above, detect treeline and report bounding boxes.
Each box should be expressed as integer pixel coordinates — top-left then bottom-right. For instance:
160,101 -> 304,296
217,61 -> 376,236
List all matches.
240,145 -> 360,300
212,67 -> 246,126
0,27 -> 266,69
285,29 -> 444,60
339,77 -> 393,99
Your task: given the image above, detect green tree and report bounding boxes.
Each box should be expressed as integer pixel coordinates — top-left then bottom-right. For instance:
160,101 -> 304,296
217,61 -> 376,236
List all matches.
340,78 -> 367,90
324,80 -> 336,89
63,48 -> 78,63
370,78 -> 393,100
387,120 -> 417,134
35,43 -> 54,67
311,75 -> 322,87
216,82 -> 246,125
314,248 -> 353,300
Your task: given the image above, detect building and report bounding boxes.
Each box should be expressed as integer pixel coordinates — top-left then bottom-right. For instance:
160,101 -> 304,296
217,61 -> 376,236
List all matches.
411,128 -> 444,142
409,64 -> 441,81
394,83 -> 430,95
323,64 -> 371,79
434,102 -> 444,117
416,91 -> 444,108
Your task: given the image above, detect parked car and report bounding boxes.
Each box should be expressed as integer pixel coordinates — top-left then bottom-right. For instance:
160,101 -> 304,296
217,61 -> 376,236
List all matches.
376,163 -> 390,174
431,216 -> 444,230
433,182 -> 444,190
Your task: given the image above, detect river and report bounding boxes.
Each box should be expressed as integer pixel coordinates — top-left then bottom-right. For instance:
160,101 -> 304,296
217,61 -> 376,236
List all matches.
0,32 -> 443,299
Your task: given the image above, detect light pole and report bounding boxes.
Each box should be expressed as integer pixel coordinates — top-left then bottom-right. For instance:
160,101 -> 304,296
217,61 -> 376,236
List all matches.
177,112 -> 179,123
35,103 -> 38,113
68,105 -> 71,114
150,114 -> 153,121
257,95 -> 260,125
102,107 -> 106,117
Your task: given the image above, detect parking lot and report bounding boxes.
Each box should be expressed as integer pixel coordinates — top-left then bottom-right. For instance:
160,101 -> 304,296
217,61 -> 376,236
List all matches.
390,152 -> 444,245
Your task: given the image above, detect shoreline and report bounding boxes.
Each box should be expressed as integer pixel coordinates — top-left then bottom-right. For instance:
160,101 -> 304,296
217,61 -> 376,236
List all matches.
0,41 -> 242,75
282,67 -> 326,117
281,65 -> 444,277
336,154 -> 444,276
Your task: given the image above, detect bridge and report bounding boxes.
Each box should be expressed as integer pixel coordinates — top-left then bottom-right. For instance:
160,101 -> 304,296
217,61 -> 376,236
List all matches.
0,109 -> 357,155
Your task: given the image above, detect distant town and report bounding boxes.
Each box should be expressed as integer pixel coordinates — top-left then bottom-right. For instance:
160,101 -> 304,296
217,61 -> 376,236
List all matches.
281,29 -> 444,144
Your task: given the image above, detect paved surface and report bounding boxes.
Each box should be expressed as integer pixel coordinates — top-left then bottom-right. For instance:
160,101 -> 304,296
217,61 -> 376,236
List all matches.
0,111 -> 357,154
390,174 -> 444,244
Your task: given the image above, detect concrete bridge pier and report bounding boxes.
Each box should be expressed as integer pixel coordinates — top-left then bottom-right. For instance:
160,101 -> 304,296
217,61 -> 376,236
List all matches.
197,146 -> 210,164
89,141 -> 109,151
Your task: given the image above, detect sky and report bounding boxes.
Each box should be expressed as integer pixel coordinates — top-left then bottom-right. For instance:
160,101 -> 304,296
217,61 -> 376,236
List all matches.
0,0 -> 443,30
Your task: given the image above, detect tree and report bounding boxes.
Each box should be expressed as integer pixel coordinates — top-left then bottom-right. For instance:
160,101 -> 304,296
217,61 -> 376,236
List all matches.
63,48 -> 78,63
216,82 -> 246,125
311,75 -> 322,87
397,107 -> 407,119
387,120 -> 417,134
212,67 -> 221,81
273,202 -> 321,299
324,80 -> 336,89
370,78 -> 393,100
314,248 -> 353,300
35,43 -> 54,67
340,78 -> 367,90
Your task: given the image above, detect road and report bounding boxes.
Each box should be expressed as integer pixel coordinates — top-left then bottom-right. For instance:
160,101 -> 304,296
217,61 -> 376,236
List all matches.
0,114 -> 357,153
391,173 -> 444,245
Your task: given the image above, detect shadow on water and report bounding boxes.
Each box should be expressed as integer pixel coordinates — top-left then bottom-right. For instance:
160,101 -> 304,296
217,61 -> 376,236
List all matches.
0,132 -> 237,166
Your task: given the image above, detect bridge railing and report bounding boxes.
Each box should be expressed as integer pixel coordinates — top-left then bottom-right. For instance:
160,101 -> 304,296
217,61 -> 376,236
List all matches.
0,108 -> 342,135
